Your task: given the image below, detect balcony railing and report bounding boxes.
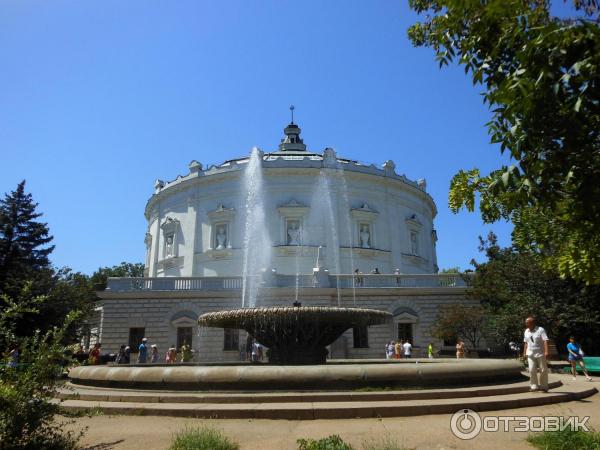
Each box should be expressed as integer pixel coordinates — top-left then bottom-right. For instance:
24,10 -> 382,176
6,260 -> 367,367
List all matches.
105,273 -> 470,292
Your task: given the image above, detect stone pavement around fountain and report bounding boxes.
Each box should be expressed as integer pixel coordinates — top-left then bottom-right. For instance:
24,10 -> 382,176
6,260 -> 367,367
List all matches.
65,373 -> 599,450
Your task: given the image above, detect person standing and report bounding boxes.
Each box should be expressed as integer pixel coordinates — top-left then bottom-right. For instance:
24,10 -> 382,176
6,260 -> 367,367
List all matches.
123,346 -> 131,364
181,343 -> 192,362
166,346 -> 177,364
115,345 -> 126,364
567,337 -> 593,381
402,340 -> 412,359
456,340 -> 466,359
138,338 -> 148,364
427,342 -> 434,359
394,340 -> 402,359
385,341 -> 395,359
251,340 -> 258,363
150,344 -> 159,363
354,269 -> 364,287
89,343 -> 101,365
523,316 -> 550,392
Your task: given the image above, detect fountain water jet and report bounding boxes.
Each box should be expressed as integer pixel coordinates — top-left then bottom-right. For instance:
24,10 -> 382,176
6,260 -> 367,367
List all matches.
241,147 -> 272,308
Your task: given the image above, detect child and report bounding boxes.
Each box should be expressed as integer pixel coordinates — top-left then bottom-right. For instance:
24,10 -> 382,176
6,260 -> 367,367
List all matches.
567,337 -> 592,381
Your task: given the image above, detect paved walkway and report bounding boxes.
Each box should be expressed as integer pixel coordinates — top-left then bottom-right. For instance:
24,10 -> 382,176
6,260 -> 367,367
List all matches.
66,374 -> 599,450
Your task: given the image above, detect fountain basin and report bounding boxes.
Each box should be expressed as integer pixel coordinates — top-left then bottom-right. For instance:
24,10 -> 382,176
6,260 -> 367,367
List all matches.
67,359 -> 525,391
198,306 -> 392,364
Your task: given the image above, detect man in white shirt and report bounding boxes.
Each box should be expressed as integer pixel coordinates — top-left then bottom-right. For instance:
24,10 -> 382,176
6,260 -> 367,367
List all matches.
402,341 -> 412,359
523,316 -> 550,392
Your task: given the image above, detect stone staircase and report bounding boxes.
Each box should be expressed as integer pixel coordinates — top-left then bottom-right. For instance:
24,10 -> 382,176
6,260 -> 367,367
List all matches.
57,376 -> 598,420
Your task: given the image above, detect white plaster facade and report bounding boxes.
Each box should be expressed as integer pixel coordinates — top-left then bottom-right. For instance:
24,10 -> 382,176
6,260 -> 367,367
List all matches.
144,121 -> 439,278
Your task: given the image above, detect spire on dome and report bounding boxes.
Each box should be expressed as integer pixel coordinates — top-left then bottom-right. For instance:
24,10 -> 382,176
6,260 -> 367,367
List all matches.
278,105 -> 307,151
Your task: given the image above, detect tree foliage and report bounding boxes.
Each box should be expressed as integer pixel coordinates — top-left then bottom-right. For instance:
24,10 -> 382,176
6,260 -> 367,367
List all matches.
0,180 -> 54,295
408,0 -> 600,283
0,182 -> 145,343
0,289 -> 82,450
431,302 -> 487,349
469,233 -> 600,354
90,261 -> 145,290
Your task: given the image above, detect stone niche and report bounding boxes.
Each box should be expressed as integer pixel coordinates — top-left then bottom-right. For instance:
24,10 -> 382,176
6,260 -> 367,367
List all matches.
277,199 -> 309,255
160,217 -> 180,259
351,203 -> 379,256
402,213 -> 428,267
206,204 -> 235,259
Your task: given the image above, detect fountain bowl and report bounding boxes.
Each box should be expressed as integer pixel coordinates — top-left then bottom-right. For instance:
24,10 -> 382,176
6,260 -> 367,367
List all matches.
198,306 -> 392,365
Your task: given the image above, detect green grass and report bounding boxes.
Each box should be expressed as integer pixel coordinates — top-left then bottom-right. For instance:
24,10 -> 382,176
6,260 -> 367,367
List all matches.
297,435 -> 354,450
296,435 -> 412,450
527,428 -> 600,450
362,435 -> 413,450
169,426 -> 239,450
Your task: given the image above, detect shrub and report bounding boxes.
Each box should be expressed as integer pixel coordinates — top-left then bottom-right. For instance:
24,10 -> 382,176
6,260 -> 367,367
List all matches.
169,426 -> 239,450
0,292 -> 82,450
527,428 -> 600,450
297,435 -> 354,450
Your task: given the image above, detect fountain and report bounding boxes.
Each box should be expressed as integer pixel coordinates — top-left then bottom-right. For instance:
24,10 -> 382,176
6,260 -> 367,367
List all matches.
241,147 -> 272,308
198,306 -> 391,364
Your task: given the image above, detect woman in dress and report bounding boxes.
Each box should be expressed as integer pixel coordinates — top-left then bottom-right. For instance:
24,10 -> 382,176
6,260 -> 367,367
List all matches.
456,340 -> 466,359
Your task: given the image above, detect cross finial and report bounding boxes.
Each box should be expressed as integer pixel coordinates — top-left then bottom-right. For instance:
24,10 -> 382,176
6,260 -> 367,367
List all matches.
290,105 -> 295,124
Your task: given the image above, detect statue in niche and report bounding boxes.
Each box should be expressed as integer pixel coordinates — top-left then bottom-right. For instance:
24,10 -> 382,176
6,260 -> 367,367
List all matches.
216,226 -> 228,250
165,235 -> 174,257
360,225 -> 371,249
287,221 -> 300,246
410,232 -> 419,255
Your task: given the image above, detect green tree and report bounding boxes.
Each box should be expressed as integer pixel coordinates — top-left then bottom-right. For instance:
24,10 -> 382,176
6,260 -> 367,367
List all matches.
0,182 -> 96,341
439,266 -> 461,274
90,261 -> 145,290
0,181 -> 54,295
0,288 -> 82,450
431,302 -> 487,350
469,233 -> 600,354
408,0 -> 600,283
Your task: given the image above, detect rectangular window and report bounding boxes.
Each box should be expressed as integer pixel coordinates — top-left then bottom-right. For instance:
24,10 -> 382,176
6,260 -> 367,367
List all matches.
353,326 -> 369,348
223,328 -> 239,351
129,327 -> 145,350
397,323 -> 413,342
177,327 -> 193,350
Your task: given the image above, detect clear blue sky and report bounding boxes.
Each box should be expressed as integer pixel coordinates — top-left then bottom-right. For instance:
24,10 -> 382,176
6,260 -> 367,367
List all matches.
0,0 -> 515,275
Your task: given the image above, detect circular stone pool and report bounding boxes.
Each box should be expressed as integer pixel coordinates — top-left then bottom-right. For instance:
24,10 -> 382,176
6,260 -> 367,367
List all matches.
68,359 -> 524,391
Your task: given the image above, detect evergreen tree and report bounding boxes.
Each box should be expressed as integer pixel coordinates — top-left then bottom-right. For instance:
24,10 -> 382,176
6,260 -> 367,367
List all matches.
0,180 -> 54,294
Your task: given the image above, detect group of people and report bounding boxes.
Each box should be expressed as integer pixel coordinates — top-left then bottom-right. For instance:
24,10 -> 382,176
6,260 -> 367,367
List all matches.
354,268 -> 409,287
385,341 -> 439,359
385,340 -> 414,359
85,338 -> 194,365
124,337 -> 193,364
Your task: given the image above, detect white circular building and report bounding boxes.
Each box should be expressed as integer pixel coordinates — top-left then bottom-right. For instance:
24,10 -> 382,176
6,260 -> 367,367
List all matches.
95,117 -> 473,361
144,119 -> 439,278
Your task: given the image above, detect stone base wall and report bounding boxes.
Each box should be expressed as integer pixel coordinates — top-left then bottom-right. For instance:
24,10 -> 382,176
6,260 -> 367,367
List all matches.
97,287 -> 476,362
